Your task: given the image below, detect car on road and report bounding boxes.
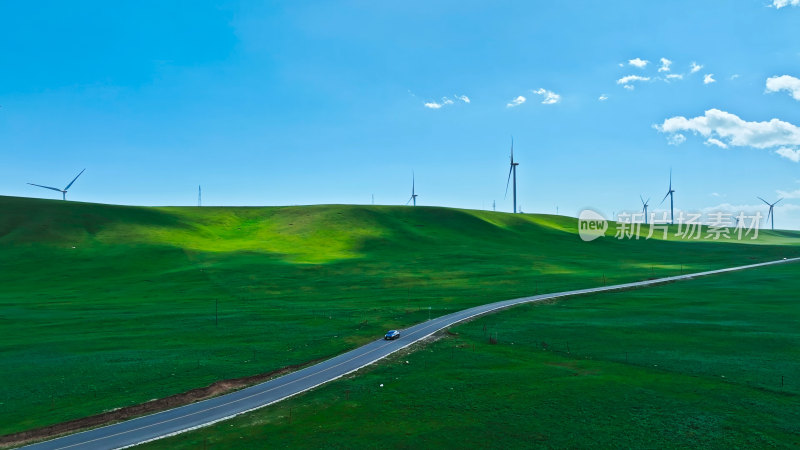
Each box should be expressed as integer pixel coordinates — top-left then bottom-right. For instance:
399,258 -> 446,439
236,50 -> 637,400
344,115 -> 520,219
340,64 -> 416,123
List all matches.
384,330 -> 400,340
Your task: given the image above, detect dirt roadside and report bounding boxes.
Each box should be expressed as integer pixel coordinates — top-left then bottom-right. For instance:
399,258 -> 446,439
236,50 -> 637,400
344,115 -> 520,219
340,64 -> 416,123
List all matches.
0,358 -> 323,449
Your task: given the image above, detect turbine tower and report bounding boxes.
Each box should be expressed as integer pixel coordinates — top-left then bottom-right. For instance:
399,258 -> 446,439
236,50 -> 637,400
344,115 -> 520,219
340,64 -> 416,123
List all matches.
504,138 -> 519,213
27,169 -> 85,201
659,169 -> 675,224
198,185 -> 202,207
640,195 -> 650,224
406,172 -> 418,206
757,196 -> 782,230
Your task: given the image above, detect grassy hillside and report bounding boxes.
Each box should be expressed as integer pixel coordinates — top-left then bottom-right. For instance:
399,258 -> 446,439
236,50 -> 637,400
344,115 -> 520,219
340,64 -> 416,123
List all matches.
0,195 -> 798,436
147,262 -> 800,449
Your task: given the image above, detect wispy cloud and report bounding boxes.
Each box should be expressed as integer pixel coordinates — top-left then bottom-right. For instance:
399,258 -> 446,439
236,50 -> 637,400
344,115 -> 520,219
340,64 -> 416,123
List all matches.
705,138 -> 728,148
424,95 -> 470,109
776,147 -> 800,162
667,134 -> 686,145
773,0 -> 800,8
777,187 -> 800,198
617,75 -> 650,90
598,94 -> 609,101
655,108 -> 800,162
690,62 -> 703,73
506,96 -> 526,108
703,74 -> 716,84
766,75 -> 800,101
658,58 -> 672,72
628,58 -> 649,68
532,88 -> 561,104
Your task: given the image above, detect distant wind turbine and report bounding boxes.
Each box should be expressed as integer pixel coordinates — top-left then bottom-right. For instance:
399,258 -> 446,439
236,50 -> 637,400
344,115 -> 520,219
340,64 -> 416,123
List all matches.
659,169 -> 675,224
198,185 -> 202,207
406,172 -> 418,206
757,196 -> 782,230
504,138 -> 519,213
640,195 -> 650,224
27,169 -> 85,201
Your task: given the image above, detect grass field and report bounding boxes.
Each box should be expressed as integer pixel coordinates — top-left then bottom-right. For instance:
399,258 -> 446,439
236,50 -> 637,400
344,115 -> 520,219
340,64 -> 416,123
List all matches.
1,195 -> 798,436
146,262 -> 800,449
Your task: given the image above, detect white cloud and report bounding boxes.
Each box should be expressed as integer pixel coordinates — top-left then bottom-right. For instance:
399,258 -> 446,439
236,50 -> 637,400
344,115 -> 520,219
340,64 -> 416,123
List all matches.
703,74 -> 716,84
655,109 -> 800,162
598,94 -> 609,101
617,75 -> 650,85
623,84 -> 635,91
658,58 -> 672,72
766,75 -> 800,101
666,74 -> 684,81
532,88 -> 561,104
690,62 -> 703,73
773,0 -> 800,8
629,58 -> 649,68
668,133 -> 686,145
776,147 -> 800,162
730,74 -> 740,80
777,188 -> 800,198
506,96 -> 526,108
711,192 -> 722,197
424,95 -> 469,109
705,138 -> 728,148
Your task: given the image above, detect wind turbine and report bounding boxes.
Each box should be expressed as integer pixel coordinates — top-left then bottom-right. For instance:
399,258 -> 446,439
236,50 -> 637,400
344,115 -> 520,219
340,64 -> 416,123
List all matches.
504,138 -> 519,213
640,195 -> 650,224
659,170 -> 675,224
757,196 -> 782,230
198,185 -> 202,207
406,172 -> 418,206
27,169 -> 85,201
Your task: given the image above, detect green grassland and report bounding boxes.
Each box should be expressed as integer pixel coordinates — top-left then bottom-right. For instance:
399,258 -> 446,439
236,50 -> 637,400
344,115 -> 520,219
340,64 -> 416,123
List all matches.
0,195 -> 798,436
147,262 -> 800,449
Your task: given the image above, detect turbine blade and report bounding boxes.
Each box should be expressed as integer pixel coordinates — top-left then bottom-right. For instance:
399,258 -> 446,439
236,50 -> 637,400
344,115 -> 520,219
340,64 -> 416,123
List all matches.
64,168 -> 86,191
27,183 -> 64,193
406,196 -> 412,206
504,165 -> 513,199
774,198 -> 783,207
659,190 -> 670,205
640,194 -> 644,205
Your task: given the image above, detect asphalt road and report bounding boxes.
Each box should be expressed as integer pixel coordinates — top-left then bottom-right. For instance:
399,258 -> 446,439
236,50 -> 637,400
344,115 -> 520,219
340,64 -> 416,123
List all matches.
26,257 -> 800,449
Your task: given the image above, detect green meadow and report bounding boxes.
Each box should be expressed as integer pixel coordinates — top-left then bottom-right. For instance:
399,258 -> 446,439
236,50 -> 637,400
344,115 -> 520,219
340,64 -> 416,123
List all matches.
0,195 -> 797,436
147,262 -> 800,449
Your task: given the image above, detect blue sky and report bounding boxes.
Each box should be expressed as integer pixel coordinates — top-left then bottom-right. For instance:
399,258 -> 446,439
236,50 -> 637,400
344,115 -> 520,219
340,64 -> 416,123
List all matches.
2,1 -> 800,228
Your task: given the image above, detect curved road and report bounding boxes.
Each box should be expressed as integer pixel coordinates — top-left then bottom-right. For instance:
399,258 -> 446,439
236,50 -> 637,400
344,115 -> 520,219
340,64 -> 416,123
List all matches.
26,257 -> 799,449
